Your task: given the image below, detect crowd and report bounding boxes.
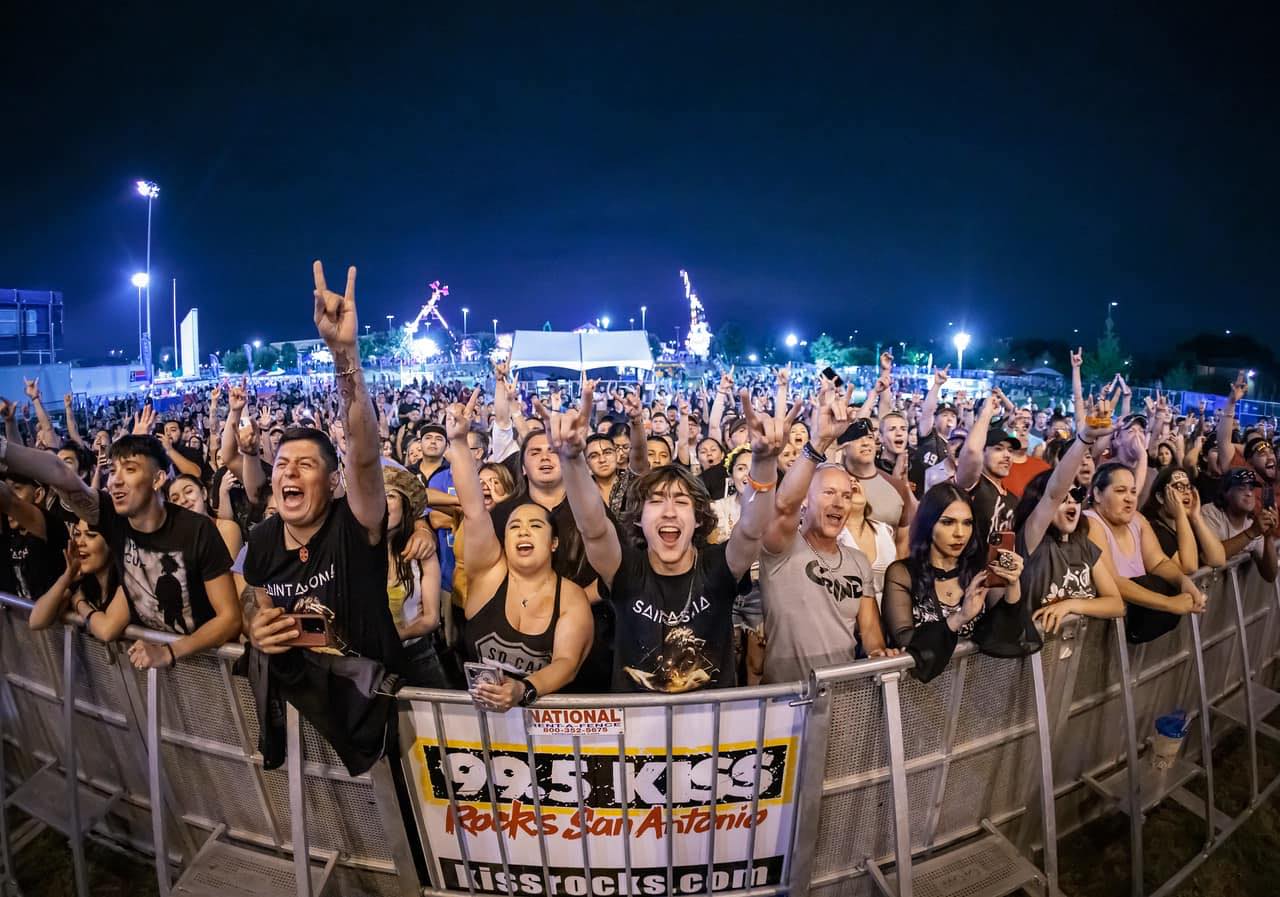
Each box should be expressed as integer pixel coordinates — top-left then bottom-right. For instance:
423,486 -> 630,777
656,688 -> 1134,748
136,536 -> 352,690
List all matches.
2,264 -> 1277,745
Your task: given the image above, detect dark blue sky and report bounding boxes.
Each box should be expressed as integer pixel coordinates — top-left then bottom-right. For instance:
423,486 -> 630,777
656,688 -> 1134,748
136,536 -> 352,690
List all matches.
2,4 -> 1277,361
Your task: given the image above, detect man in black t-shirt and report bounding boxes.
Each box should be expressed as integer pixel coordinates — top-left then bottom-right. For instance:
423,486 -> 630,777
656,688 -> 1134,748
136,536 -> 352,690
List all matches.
549,379 -> 796,693
956,388 -> 1021,548
245,261 -> 404,672
911,367 -> 958,496
0,434 -> 239,669
0,475 -> 68,601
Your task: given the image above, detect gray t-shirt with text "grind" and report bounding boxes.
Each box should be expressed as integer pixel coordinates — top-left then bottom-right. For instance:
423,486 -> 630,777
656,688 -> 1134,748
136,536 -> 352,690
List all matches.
759,533 -> 873,684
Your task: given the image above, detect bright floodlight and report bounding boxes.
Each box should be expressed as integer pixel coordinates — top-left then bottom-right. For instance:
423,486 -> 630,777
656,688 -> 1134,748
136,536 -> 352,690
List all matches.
952,332 -> 971,352
784,333 -> 799,348
252,339 -> 262,349
131,272 -> 150,288
136,180 -> 160,198
601,316 -> 610,329
748,353 -> 759,363
1248,370 -> 1256,378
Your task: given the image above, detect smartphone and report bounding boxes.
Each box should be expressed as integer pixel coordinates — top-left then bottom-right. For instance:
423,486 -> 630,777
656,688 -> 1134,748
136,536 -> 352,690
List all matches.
464,662 -> 504,690
1264,486 -> 1276,511
987,531 -> 1016,576
822,366 -> 845,389
281,612 -> 329,648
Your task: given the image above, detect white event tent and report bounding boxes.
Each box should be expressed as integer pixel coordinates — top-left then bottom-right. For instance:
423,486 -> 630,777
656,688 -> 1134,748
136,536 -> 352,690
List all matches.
509,330 -> 654,373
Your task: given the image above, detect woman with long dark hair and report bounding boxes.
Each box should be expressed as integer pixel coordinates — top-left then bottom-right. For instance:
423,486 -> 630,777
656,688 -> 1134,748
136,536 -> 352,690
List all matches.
382,462 -> 447,687
882,483 -> 1023,649
29,520 -> 128,638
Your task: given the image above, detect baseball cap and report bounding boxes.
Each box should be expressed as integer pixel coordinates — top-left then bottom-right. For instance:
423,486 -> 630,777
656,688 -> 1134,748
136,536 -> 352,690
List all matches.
420,423 -> 447,439
1224,467 -> 1258,490
985,429 -> 1022,451
1244,436 -> 1272,459
837,418 -> 875,445
936,403 -> 958,416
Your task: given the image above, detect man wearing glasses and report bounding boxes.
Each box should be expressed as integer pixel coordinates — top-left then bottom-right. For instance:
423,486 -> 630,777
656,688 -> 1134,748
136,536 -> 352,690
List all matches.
585,431 -> 650,519
1201,468 -> 1278,582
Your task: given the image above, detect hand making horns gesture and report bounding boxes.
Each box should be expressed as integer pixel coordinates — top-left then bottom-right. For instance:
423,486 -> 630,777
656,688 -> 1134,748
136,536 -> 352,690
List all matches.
536,377 -> 597,460
312,260 -> 359,352
740,387 -> 802,460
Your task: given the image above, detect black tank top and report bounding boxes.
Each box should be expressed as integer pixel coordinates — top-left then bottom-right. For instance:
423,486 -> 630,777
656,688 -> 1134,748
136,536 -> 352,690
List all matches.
466,574 -> 562,675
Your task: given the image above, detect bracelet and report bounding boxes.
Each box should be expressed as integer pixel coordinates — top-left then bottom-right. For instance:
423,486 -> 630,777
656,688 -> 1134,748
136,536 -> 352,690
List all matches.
747,474 -> 777,493
82,609 -> 99,630
165,644 -> 177,668
335,366 -> 360,377
1077,433 -> 1094,446
802,442 -> 826,464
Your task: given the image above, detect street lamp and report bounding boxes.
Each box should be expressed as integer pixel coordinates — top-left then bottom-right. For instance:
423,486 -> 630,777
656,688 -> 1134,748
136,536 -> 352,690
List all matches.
601,316 -> 610,330
953,331 -> 971,375
364,324 -> 370,335
462,307 -> 469,335
493,318 -> 498,339
784,333 -> 799,348
640,306 -> 647,331
135,180 -> 159,380
629,317 -> 635,329
1106,300 -> 1118,325
386,314 -> 395,332
131,272 -> 149,366
252,339 -> 262,349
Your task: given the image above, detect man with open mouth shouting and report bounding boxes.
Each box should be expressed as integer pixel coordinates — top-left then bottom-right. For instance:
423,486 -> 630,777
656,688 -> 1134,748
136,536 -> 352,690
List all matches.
548,376 -> 799,693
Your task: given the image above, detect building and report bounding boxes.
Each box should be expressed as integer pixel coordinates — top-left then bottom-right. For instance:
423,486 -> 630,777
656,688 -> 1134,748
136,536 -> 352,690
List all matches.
0,289 -> 63,366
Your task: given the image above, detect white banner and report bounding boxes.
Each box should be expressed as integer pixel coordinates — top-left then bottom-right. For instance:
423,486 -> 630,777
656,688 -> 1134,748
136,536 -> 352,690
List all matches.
400,697 -> 805,895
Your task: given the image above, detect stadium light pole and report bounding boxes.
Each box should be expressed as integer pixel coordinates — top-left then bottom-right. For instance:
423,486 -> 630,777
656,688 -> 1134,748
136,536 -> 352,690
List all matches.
386,314 -> 395,332
493,318 -> 498,339
136,180 -> 159,380
640,305 -> 647,332
601,316 -> 610,330
131,272 -> 149,367
1106,300 -> 1118,325
462,307 -> 469,335
953,331 -> 971,375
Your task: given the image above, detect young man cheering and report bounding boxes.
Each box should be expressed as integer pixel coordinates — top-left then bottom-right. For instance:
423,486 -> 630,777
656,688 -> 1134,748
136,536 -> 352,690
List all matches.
549,381 -> 797,693
0,432 -> 239,669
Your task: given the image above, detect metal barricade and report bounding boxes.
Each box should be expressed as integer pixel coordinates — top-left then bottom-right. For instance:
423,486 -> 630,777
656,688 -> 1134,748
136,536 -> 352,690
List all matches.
0,553 -> 1278,897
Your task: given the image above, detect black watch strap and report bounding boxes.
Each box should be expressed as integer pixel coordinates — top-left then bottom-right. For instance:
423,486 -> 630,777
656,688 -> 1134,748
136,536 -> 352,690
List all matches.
520,679 -> 539,707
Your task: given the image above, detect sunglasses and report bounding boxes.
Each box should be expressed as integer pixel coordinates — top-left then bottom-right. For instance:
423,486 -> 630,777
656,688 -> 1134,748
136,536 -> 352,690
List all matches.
1068,485 -> 1089,503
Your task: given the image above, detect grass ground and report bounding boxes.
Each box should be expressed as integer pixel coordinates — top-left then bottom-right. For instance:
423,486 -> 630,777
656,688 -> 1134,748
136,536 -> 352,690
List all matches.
4,727 -> 1279,896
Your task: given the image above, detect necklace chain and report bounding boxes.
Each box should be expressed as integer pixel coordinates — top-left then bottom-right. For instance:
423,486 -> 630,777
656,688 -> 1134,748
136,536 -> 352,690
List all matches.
803,532 -> 843,569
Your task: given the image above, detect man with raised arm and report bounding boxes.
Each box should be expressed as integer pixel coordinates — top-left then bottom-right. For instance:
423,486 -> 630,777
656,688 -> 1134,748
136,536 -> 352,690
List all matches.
245,261 -> 404,670
956,387 -> 1021,550
547,380 -> 796,693
0,424 -> 239,670
759,382 -> 895,683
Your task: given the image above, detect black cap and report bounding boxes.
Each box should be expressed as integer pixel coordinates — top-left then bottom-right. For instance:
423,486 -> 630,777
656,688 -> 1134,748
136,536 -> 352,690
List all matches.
1224,467 -> 1258,490
985,429 -> 1022,451
837,418 -> 875,445
420,423 -> 447,439
936,403 -> 958,416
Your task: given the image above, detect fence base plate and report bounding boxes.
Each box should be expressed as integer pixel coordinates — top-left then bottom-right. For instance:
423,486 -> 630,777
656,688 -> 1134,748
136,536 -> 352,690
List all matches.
173,828 -> 334,897
879,827 -> 1045,897
3,766 -> 115,839
1086,757 -> 1202,816
1213,685 -> 1280,731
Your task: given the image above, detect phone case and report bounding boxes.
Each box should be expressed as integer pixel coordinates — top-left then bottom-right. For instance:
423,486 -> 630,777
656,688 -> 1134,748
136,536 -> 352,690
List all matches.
282,613 -> 330,648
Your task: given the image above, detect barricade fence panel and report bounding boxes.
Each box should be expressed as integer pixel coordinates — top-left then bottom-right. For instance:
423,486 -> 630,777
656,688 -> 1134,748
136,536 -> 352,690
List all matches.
0,553 -> 1276,897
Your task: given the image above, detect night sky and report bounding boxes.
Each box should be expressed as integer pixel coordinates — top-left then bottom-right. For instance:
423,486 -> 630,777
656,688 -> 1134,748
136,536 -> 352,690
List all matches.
2,5 -> 1277,363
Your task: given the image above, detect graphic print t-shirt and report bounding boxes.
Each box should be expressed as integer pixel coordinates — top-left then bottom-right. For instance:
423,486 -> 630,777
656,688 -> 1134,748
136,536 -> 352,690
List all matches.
96,494 -> 232,634
602,542 -> 739,693
242,497 -> 403,672
4,508 -> 69,601
969,475 -> 1020,550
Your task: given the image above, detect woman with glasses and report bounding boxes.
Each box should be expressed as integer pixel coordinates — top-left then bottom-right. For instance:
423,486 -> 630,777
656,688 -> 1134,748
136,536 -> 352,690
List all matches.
1012,415 -> 1124,636
1140,465 -> 1225,573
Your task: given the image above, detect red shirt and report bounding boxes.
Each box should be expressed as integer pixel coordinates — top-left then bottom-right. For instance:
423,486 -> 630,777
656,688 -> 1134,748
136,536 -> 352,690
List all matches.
1002,455 -> 1051,499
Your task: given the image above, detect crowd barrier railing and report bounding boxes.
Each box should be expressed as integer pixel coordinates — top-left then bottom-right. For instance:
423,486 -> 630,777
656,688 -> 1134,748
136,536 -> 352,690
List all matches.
0,553 -> 1278,897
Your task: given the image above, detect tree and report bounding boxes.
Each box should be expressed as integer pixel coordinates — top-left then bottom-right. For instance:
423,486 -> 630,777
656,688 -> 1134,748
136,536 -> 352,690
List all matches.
1082,317 -> 1127,387
253,345 -> 280,371
222,349 -> 248,374
808,334 -> 842,366
278,343 -> 299,371
1162,363 -> 1194,391
714,321 -> 746,362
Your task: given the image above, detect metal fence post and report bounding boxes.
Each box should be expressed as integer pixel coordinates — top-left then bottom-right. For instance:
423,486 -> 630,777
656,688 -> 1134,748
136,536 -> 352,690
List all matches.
1227,566 -> 1261,802
146,667 -> 171,897
1115,620 -> 1143,897
1029,652 -> 1059,893
286,704 -> 313,897
61,627 -> 89,897
784,675 -> 829,897
879,671 -> 912,897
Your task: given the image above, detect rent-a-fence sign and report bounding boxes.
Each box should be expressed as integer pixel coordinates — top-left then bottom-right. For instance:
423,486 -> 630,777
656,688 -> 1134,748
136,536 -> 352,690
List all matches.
400,698 -> 804,895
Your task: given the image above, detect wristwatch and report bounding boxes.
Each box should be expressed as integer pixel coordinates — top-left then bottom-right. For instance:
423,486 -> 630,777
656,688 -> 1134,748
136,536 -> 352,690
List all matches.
519,679 -> 539,707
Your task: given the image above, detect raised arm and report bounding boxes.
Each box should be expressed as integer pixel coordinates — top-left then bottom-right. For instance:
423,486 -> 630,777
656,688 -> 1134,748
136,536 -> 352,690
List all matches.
28,542 -> 79,630
445,390 -> 502,574
956,388 -> 1004,492
1023,410 -> 1113,555
726,387 -> 801,579
63,393 -> 84,446
0,399 -> 19,445
25,378 -> 57,447
1213,372 -> 1248,474
542,380 -> 623,588
918,366 -> 948,439
623,390 -> 650,475
313,261 -> 385,539
1069,347 -> 1086,430
708,368 -> 733,438
0,435 -> 98,523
